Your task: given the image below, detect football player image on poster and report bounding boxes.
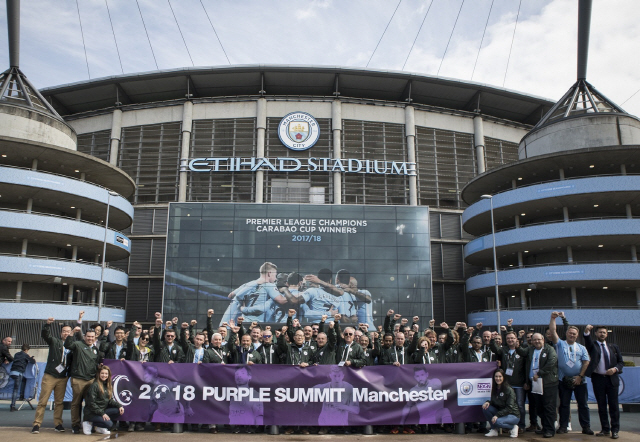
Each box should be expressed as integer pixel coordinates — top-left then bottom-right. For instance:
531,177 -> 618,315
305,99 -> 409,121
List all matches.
400,366 -> 452,425
143,365 -> 193,423
229,365 -> 264,425
312,366 -> 360,426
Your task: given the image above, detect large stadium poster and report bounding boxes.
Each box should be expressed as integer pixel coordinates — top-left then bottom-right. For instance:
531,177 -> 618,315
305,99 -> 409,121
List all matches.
164,203 -> 431,327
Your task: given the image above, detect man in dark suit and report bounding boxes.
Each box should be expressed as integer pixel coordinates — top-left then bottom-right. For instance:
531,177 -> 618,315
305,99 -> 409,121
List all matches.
524,333 -> 558,438
584,325 -> 624,439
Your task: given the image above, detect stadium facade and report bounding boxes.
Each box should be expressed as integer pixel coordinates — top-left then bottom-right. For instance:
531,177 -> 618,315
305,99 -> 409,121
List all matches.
29,65 -> 554,325
2,61 -> 638,351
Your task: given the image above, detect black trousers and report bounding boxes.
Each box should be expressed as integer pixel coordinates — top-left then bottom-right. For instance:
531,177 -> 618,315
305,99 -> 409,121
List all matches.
558,381 -> 590,430
591,373 -> 620,433
526,389 -> 539,425
530,383 -> 557,435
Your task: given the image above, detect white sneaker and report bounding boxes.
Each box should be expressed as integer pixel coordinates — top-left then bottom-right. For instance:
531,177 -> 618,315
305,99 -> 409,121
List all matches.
95,427 -> 110,435
82,422 -> 93,435
555,421 -> 559,430
485,429 -> 499,437
567,423 -> 572,431
510,426 -> 519,438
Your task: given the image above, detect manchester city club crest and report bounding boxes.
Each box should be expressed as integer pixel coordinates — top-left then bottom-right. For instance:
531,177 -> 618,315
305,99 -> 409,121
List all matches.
460,381 -> 473,395
278,112 -> 320,151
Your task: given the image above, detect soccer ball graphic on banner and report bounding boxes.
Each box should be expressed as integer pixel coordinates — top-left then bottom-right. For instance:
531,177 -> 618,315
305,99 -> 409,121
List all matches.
153,384 -> 171,402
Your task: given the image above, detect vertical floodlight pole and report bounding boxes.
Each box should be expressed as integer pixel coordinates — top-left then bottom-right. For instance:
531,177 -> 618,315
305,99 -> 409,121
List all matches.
482,194 -> 501,331
7,0 -> 20,68
98,191 -> 116,323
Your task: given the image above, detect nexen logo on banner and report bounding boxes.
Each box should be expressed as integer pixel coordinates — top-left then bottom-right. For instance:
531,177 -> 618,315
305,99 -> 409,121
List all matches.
278,112 -> 320,151
456,378 -> 492,406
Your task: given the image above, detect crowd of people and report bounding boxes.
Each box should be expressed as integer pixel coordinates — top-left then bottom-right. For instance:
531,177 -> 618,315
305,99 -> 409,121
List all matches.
1,309 -> 624,438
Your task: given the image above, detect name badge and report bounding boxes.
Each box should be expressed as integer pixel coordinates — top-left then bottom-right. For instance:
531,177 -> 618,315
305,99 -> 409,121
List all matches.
338,361 -> 345,367
566,360 -> 575,368
505,368 -> 514,376
55,364 -> 65,373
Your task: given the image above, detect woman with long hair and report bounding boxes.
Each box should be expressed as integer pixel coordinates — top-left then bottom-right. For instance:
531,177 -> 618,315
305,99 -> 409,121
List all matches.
82,365 -> 124,435
482,369 -> 520,438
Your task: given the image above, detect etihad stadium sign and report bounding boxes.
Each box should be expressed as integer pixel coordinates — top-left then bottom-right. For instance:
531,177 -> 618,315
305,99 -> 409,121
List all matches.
185,157 -> 416,176
184,111 -> 416,176
185,111 -> 416,176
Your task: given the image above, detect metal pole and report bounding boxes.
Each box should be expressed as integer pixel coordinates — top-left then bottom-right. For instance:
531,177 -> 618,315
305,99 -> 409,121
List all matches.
488,197 -> 501,330
97,192 -> 112,323
577,0 -> 592,80
7,0 -> 20,68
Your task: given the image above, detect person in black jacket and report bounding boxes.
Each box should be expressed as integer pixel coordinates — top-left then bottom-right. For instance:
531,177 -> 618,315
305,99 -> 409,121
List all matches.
81,365 -> 124,435
482,369 -> 520,438
151,313 -> 185,363
583,325 -> 624,439
9,343 -> 36,411
100,326 -> 127,361
65,327 -> 100,434
32,319 -> 73,434
524,333 -> 558,438
1,336 -> 13,365
490,331 -> 528,433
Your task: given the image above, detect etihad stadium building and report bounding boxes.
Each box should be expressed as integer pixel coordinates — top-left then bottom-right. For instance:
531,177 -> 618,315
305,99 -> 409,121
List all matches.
3,61 -> 639,353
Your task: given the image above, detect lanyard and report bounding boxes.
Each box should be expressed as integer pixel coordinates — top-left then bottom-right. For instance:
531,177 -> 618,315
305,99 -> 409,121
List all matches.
563,342 -> 577,362
211,347 -> 224,363
341,344 -> 351,362
395,347 -> 404,365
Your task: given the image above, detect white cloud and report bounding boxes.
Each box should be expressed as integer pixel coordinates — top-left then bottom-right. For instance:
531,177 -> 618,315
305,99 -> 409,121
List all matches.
0,0 -> 637,115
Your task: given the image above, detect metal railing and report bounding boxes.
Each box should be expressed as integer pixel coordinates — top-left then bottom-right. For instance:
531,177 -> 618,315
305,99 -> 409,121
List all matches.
473,172 -> 640,200
0,252 -> 127,273
0,317 -> 122,349
472,306 -> 640,313
469,260 -> 640,278
490,215 -> 639,234
0,298 -> 123,309
0,163 -> 124,197
0,207 -> 128,236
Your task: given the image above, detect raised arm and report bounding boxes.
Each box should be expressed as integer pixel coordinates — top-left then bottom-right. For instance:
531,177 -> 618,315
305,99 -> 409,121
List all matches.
549,311 -> 560,345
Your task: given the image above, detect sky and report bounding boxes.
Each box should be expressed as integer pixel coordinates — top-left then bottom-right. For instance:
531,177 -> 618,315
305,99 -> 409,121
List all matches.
1,0 -> 639,116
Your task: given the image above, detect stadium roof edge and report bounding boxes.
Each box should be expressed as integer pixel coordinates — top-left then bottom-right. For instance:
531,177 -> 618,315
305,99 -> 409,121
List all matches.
39,64 -> 555,125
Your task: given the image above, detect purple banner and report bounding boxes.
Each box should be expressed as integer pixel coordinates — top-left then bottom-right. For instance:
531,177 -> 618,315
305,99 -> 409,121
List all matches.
106,360 -> 497,426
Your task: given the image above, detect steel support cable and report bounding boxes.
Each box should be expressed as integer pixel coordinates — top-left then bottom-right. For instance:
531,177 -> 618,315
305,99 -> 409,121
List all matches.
105,0 -> 124,74
471,0 -> 494,80
75,0 -> 91,79
168,0 -> 194,66
366,0 -> 402,68
402,0 -> 434,71
437,0 -> 465,76
136,0 -> 159,70
200,0 -> 231,65
503,0 -> 522,87
620,88 -> 640,107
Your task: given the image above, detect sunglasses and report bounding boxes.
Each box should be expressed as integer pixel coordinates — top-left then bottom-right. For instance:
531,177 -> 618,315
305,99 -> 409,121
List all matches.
344,333 -> 354,336
140,338 -> 149,341
136,327 -> 142,330
312,328 -> 319,331
263,335 -> 272,338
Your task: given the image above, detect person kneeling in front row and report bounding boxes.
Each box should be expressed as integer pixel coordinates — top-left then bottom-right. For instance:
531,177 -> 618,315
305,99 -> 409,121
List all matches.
482,369 -> 520,438
82,365 -> 124,435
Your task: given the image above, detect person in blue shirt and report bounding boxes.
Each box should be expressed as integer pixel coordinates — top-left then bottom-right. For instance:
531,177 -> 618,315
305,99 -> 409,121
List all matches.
548,311 -> 593,435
